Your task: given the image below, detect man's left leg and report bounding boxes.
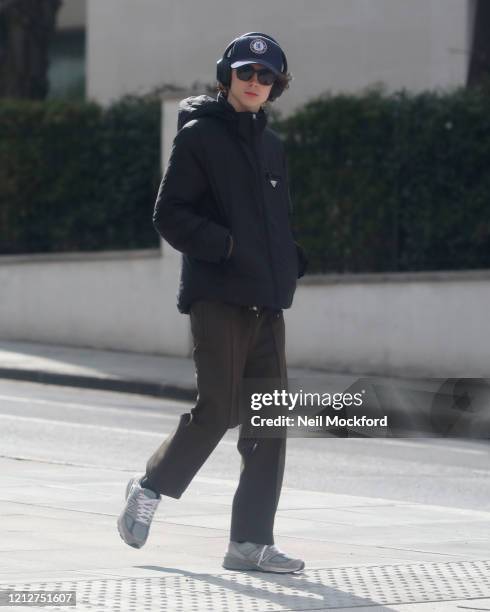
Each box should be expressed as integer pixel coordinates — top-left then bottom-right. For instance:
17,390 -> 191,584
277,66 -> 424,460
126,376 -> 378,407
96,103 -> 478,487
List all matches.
223,308 -> 304,573
230,308 -> 288,545
223,311 -> 305,573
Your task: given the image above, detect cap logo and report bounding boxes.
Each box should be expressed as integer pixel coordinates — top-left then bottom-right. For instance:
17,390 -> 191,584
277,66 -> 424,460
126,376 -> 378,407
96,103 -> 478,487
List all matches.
250,38 -> 267,55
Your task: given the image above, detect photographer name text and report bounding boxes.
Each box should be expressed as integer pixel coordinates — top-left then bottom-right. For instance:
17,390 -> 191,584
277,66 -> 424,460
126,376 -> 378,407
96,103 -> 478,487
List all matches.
250,414 -> 388,427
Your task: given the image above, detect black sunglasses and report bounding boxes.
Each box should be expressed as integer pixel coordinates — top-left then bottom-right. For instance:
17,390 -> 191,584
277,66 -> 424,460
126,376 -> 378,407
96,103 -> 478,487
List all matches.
235,65 -> 277,86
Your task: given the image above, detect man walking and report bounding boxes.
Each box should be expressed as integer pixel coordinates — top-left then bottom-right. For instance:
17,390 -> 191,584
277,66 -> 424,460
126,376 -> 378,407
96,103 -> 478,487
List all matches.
117,32 -> 307,573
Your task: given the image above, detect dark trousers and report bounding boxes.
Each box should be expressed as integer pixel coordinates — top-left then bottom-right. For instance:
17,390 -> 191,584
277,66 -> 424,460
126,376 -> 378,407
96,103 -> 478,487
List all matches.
144,300 -> 288,545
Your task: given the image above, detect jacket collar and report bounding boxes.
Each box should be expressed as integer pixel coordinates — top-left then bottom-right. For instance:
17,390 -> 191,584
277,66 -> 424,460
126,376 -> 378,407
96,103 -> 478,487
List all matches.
217,91 -> 267,142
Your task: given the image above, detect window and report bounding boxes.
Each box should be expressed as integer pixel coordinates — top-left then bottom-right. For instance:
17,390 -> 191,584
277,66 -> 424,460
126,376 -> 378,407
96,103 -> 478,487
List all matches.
48,28 -> 85,99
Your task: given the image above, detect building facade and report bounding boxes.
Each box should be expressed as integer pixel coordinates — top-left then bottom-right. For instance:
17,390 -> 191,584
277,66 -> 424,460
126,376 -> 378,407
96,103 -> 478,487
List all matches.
86,0 -> 477,115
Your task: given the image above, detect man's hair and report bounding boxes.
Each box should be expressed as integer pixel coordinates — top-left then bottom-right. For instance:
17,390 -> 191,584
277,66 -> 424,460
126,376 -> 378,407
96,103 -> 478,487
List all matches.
217,69 -> 293,105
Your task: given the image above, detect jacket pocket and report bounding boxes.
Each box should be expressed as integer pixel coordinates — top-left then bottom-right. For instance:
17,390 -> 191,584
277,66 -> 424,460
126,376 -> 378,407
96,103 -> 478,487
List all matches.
225,233 -> 268,280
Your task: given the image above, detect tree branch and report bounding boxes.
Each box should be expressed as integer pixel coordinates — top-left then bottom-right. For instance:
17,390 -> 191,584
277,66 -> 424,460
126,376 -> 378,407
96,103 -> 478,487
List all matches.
0,0 -> 63,98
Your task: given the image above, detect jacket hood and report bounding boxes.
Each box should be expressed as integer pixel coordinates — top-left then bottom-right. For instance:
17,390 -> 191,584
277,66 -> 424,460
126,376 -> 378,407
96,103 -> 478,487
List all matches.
177,92 -> 267,139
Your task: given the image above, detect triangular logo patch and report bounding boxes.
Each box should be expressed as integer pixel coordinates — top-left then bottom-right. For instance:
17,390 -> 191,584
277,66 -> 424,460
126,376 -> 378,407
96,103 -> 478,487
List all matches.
270,179 -> 278,188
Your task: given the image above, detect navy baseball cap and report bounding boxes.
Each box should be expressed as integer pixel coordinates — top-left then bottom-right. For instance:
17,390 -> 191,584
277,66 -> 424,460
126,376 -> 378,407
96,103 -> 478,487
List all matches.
228,34 -> 285,75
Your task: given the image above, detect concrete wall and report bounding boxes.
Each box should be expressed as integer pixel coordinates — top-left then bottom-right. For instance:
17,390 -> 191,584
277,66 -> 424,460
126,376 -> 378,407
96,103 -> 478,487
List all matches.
87,0 -> 472,115
0,249 -> 189,357
1,250 -> 489,378
286,271 -> 490,378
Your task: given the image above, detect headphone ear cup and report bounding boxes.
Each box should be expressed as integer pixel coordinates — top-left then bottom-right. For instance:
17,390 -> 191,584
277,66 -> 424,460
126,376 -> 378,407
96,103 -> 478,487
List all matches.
216,58 -> 230,87
217,38 -> 238,88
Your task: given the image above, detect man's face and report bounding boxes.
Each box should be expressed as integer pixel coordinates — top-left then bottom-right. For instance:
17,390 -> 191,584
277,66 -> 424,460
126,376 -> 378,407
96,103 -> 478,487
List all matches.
227,63 -> 274,113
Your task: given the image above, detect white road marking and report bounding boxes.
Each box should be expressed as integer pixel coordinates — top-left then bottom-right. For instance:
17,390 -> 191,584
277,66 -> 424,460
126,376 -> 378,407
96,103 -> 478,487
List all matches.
0,413 -> 237,446
0,393 -> 182,418
0,394 -> 486,455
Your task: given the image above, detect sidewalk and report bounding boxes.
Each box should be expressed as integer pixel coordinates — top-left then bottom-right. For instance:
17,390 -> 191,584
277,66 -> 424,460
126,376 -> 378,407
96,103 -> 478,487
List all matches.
0,339 -> 200,401
0,339 -> 365,401
1,455 -> 489,611
0,340 -> 489,609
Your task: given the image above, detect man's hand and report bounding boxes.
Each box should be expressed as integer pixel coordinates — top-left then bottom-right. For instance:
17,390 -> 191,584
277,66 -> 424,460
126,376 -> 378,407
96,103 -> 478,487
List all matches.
295,241 -> 308,278
224,234 -> 234,260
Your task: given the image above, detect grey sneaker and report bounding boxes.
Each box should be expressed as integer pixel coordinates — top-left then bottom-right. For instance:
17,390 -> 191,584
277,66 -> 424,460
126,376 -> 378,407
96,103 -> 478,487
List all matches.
223,541 -> 305,573
117,476 -> 160,549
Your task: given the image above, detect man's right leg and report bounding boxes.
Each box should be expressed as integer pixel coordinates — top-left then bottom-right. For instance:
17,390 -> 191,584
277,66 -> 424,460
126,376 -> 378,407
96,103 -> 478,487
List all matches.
143,300 -> 253,498
118,300 -> 252,548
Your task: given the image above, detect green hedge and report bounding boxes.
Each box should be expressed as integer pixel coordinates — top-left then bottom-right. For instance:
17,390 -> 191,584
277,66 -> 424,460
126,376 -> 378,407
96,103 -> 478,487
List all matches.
0,96 -> 161,254
274,83 -> 490,273
1,86 -> 490,273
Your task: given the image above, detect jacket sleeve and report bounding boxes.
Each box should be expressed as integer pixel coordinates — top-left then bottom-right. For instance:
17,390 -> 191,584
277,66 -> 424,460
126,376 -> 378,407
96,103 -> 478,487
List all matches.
282,152 -> 309,279
153,125 -> 230,263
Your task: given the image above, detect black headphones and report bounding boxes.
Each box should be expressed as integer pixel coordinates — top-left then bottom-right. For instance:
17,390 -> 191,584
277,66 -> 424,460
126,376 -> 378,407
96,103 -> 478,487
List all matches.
216,32 -> 289,102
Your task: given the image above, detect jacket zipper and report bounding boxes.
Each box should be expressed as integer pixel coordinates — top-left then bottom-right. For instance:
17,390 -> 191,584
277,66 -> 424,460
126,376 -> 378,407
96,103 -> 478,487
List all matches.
250,124 -> 279,306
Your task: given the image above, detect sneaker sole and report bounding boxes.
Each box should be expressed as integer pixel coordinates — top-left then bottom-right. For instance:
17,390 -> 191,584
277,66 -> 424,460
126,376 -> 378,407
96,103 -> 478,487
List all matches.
116,518 -> 143,549
222,554 -> 305,573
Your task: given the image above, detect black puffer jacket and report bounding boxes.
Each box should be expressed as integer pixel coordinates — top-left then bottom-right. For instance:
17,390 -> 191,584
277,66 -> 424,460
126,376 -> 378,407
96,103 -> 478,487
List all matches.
153,91 -> 308,314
